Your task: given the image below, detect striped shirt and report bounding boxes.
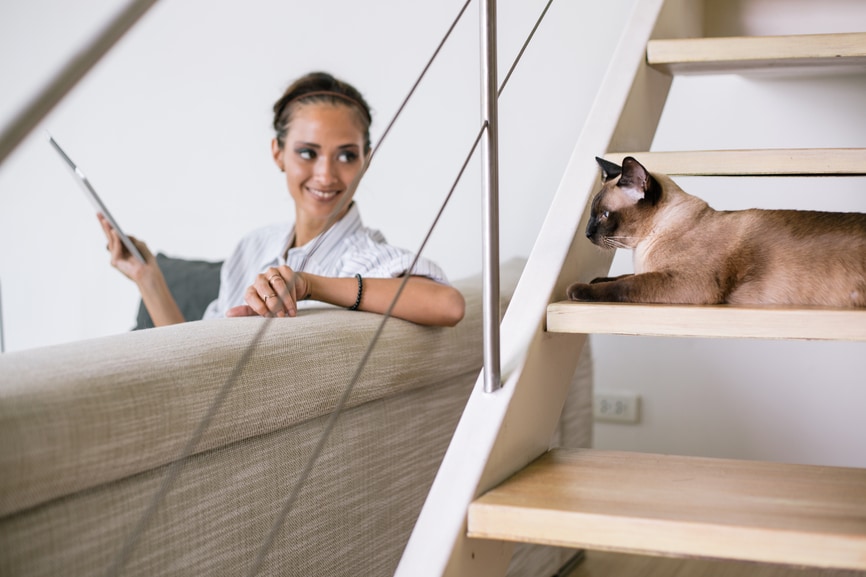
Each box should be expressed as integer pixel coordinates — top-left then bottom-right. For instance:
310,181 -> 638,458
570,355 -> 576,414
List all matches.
202,203 -> 448,319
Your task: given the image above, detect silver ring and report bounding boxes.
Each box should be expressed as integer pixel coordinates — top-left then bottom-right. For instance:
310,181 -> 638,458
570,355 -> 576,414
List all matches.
263,293 -> 277,302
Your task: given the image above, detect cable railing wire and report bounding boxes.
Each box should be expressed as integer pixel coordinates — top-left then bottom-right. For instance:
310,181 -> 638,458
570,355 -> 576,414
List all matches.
105,314 -> 272,576
0,0 -> 160,167
289,0 -> 473,271
246,121 -> 488,576
105,1 -> 475,574
109,0 -> 559,568
0,0 -> 561,570
498,0 -> 555,97
26,0 -> 563,571
248,0 -> 558,564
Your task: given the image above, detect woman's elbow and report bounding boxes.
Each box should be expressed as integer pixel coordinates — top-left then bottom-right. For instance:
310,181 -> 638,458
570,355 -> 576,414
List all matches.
439,288 -> 466,327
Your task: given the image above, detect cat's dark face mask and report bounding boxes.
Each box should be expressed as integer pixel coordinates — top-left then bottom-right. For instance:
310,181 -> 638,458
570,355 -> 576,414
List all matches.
585,156 -> 661,250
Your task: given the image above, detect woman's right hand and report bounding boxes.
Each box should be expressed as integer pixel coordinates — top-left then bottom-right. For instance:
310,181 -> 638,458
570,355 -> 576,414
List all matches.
227,265 -> 310,319
98,213 -> 154,283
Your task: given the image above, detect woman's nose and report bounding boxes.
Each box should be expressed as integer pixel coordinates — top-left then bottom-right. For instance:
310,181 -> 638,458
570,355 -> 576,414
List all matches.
314,157 -> 338,183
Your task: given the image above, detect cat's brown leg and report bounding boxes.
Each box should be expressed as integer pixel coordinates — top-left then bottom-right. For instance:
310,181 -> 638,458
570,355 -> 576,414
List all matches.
567,271 -> 712,304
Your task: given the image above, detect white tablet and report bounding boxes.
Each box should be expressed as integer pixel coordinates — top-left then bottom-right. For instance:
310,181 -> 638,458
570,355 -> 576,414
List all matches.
48,134 -> 146,263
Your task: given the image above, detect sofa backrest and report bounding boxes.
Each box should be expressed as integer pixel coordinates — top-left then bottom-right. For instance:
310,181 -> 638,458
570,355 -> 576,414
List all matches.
0,259 -> 525,518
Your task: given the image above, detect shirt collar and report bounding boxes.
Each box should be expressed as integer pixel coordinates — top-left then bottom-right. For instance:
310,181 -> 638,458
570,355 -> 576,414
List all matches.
300,201 -> 363,259
259,202 -> 364,271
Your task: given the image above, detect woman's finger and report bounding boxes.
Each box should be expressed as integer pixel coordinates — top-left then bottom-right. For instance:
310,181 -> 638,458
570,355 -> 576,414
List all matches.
265,270 -> 296,317
99,215 -> 128,262
226,304 -> 257,317
243,285 -> 272,317
262,268 -> 296,317
246,274 -> 290,318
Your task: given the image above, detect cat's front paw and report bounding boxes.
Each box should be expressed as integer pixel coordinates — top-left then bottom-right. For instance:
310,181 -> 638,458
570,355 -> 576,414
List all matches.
566,282 -> 593,301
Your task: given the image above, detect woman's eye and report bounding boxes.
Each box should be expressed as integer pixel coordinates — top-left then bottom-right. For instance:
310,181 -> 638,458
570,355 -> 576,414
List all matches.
296,148 -> 315,160
338,151 -> 358,163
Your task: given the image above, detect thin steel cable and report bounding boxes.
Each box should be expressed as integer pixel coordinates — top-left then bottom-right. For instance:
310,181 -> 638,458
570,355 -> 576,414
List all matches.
371,0 -> 473,167
108,0 -> 556,570
498,0 -> 554,97
106,2 -> 474,574
247,122 -> 487,577
296,0 -> 473,272
106,320 -> 272,576
0,0 -> 160,166
249,0 -> 557,565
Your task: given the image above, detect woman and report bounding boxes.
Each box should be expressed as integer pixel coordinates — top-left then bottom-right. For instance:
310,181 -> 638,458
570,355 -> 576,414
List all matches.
102,72 -> 465,327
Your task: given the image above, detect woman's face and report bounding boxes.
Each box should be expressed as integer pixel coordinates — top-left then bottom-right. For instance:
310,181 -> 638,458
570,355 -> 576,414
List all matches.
272,103 -> 367,229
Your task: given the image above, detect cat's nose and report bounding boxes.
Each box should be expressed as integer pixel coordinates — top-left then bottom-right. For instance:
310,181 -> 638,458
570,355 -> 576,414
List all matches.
585,221 -> 596,239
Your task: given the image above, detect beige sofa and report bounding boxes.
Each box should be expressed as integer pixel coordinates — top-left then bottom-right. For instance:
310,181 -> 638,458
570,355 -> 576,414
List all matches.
0,259 -> 591,576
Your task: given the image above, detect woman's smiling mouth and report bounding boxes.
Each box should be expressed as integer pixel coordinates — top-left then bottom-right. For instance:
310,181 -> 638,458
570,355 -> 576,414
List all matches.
308,187 -> 340,200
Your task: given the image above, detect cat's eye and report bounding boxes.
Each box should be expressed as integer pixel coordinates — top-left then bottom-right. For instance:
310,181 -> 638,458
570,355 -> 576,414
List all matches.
600,210 -> 610,220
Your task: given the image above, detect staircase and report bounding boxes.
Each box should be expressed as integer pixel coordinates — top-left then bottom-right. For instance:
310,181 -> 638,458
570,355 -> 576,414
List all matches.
399,0 -> 866,575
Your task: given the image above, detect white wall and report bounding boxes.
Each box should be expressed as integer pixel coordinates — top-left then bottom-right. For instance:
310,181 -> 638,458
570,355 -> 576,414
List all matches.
0,0 -> 632,351
1,0 -> 864,468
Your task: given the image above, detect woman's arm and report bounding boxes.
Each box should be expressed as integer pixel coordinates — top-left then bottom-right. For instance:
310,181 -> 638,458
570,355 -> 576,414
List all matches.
308,274 -> 465,327
227,266 -> 465,327
99,214 -> 185,327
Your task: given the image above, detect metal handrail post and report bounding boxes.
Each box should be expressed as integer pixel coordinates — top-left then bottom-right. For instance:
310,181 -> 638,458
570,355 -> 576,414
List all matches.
480,0 -> 501,393
0,0 -> 160,166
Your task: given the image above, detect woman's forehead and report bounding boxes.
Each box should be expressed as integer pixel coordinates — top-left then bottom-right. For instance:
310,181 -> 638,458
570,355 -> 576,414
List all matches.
287,103 -> 366,144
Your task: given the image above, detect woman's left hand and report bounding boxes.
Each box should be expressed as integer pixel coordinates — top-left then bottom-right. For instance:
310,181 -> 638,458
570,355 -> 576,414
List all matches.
226,265 -> 311,318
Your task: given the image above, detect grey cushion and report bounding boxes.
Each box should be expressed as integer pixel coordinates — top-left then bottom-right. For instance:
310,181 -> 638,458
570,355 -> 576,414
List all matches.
134,253 -> 223,329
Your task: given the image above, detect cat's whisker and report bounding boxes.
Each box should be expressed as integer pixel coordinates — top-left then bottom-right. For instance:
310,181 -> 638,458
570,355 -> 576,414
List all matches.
602,236 -> 634,250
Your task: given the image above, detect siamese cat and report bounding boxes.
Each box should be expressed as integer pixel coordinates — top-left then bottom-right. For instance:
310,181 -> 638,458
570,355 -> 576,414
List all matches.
566,156 -> 866,307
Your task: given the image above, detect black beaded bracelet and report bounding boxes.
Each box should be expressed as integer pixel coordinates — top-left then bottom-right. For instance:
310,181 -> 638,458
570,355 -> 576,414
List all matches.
348,273 -> 363,311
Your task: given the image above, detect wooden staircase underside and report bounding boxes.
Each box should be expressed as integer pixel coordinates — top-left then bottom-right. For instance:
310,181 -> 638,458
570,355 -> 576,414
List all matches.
602,148 -> 866,176
647,31 -> 866,74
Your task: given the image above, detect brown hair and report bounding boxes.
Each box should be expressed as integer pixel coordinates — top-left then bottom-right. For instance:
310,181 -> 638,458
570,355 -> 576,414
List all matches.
272,71 -> 372,153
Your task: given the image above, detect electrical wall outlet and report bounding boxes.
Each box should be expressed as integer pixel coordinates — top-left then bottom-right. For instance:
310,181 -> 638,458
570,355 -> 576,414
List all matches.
594,391 -> 640,424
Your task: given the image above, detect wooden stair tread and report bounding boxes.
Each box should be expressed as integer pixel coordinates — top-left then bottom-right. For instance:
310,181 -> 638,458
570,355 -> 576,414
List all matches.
546,301 -> 866,341
602,149 -> 866,176
647,32 -> 866,74
468,448 -> 866,570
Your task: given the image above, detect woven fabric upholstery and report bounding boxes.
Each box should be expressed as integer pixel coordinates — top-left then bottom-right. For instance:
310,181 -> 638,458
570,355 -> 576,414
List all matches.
0,259 -> 593,576
0,378 -> 474,575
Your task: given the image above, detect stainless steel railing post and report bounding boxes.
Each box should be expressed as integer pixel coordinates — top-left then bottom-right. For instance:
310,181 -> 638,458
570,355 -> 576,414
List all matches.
480,0 -> 501,393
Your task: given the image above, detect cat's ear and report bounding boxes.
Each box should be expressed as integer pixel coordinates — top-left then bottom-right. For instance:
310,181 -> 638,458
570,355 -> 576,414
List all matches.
619,156 -> 662,205
595,156 -> 622,182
